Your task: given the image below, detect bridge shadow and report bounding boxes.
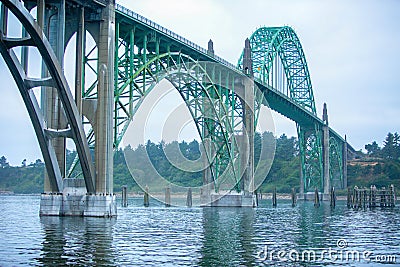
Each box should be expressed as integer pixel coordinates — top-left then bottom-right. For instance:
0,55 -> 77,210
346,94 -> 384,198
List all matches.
37,216 -> 117,266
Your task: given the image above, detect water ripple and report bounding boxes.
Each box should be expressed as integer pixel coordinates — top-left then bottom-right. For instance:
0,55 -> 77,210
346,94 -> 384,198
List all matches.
0,196 -> 399,266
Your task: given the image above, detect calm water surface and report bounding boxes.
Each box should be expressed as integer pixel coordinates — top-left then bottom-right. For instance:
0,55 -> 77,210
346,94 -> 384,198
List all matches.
0,195 -> 399,266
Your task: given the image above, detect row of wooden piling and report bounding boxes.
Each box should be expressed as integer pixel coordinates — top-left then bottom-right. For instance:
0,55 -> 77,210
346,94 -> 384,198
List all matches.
347,185 -> 396,209
263,187 -> 333,208
122,185 -> 396,208
122,186 -> 193,207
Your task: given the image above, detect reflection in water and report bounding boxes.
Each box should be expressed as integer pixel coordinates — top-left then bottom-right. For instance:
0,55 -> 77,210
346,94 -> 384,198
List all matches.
199,207 -> 257,266
0,196 -> 399,266
38,216 -> 116,266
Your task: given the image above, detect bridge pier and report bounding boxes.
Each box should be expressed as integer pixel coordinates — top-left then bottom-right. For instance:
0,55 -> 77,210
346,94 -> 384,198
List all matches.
200,39 -> 257,207
343,135 -> 348,188
35,0 -> 117,216
40,179 -> 116,217
322,103 -> 330,196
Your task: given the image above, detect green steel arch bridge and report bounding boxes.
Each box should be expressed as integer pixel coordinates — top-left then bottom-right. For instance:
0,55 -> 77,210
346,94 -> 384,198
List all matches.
0,0 -> 354,216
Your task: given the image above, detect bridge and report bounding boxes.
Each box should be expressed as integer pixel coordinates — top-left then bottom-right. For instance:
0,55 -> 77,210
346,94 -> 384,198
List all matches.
0,0 -> 353,216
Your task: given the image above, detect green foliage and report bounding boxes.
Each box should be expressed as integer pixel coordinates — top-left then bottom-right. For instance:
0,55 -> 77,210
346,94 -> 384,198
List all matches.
258,134 -> 300,193
2,132 -> 400,194
365,141 -> 381,156
0,162 -> 44,193
348,132 -> 400,192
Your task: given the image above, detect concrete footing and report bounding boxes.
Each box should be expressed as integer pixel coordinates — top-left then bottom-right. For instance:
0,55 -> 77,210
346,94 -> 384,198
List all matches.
40,193 -> 117,217
200,192 -> 257,207
39,178 -> 117,217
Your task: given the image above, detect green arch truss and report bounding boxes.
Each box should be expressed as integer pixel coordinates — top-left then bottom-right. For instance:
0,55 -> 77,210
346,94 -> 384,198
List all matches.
239,26 -> 324,191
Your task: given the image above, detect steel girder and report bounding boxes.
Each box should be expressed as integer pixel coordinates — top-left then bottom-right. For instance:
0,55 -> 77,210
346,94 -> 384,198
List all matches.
74,21 -> 249,192
0,0 -> 96,193
114,39 -> 247,192
238,26 -> 324,192
329,135 -> 343,189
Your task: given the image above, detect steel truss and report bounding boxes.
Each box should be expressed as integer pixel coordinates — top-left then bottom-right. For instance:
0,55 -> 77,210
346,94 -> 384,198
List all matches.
239,26 -> 345,191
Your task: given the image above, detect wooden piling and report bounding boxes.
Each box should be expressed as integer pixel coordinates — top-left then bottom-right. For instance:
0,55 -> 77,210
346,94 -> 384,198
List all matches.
390,184 -> 395,207
330,187 -> 336,208
314,188 -> 320,207
144,185 -> 149,207
255,189 -> 259,207
291,188 -> 296,207
272,187 -> 277,207
165,186 -> 171,207
348,185 -> 395,209
122,185 -> 128,207
186,188 -> 192,207
347,187 -> 351,208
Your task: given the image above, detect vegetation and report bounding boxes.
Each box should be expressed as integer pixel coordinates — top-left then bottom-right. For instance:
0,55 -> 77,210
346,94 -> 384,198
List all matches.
348,132 -> 400,190
0,132 -> 399,194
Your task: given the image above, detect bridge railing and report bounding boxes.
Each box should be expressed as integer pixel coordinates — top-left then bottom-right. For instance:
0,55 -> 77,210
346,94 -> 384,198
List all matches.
115,3 -> 238,70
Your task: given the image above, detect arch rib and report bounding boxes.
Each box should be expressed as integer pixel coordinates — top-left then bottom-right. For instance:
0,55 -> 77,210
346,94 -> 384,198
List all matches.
0,0 -> 96,193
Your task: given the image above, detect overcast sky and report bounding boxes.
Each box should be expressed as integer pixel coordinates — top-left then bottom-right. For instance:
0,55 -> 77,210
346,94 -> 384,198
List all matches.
0,0 -> 399,165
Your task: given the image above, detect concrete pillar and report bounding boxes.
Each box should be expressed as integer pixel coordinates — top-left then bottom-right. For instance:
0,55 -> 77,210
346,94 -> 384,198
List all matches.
36,0 -> 45,29
343,135 -> 348,189
0,4 -> 8,35
207,39 -> 214,56
42,0 -> 67,192
74,7 -> 84,116
242,38 -> 254,197
243,78 -> 254,195
243,38 -> 253,76
322,103 -> 330,196
95,2 -> 115,194
201,94 -> 214,205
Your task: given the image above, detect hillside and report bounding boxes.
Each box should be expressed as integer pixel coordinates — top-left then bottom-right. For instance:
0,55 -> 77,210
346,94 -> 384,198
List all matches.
0,132 -> 399,194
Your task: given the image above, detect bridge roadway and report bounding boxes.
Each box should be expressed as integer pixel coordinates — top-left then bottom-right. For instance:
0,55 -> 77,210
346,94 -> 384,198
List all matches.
115,4 -> 349,146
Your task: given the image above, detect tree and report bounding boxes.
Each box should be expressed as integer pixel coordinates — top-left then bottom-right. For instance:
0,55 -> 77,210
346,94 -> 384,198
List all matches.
365,141 -> 381,156
382,132 -> 398,160
275,134 -> 297,161
0,156 -> 9,168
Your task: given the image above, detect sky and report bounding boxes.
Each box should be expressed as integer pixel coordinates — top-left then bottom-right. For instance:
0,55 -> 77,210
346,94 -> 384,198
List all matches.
0,0 -> 399,165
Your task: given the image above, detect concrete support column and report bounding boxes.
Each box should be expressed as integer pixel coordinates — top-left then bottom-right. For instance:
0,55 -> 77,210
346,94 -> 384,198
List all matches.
243,38 -> 254,198
201,98 -> 214,205
322,103 -> 330,195
74,7 -> 84,115
95,2 -> 115,194
243,78 -> 254,195
42,0 -> 67,192
36,0 -> 45,29
343,135 -> 348,189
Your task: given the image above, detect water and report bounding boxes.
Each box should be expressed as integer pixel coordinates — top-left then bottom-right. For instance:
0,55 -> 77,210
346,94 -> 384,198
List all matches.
0,195 -> 399,266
